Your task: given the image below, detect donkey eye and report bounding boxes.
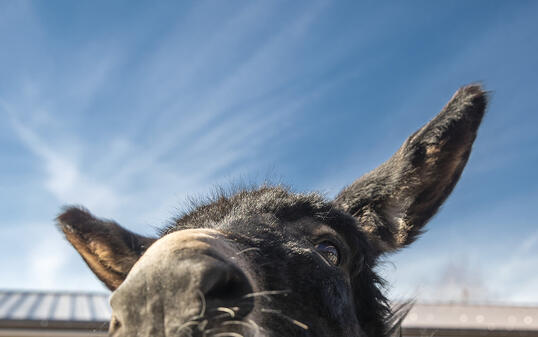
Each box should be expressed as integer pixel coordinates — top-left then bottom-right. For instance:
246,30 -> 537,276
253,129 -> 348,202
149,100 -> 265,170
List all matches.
315,241 -> 340,266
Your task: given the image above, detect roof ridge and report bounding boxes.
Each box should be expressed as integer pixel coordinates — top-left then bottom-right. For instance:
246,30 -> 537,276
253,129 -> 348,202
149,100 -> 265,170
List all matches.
0,289 -> 109,297
406,301 -> 538,309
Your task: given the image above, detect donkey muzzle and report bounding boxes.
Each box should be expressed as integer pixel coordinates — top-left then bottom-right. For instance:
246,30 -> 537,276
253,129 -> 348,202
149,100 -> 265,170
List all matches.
109,229 -> 253,337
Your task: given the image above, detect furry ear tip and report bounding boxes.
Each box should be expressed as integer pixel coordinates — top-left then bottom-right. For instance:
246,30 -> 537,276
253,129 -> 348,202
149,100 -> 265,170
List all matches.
56,205 -> 93,231
460,83 -> 484,93
458,83 -> 488,107
445,84 -> 488,128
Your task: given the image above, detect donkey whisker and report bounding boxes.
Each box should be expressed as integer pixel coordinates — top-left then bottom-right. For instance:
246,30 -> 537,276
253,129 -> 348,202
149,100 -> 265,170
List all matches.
176,320 -> 199,337
207,306 -> 239,320
235,247 -> 261,255
221,320 -> 254,329
247,319 -> 262,336
261,309 -> 309,330
213,313 -> 233,320
198,319 -> 208,332
223,319 -> 267,336
242,290 -> 291,300
204,319 -> 264,337
212,333 -> 244,337
192,289 -> 207,320
218,307 -> 235,317
310,248 -> 332,267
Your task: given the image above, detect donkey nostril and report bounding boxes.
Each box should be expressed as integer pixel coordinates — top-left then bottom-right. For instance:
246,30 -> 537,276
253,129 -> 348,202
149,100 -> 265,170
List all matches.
205,270 -> 250,300
109,315 -> 122,334
202,261 -> 252,304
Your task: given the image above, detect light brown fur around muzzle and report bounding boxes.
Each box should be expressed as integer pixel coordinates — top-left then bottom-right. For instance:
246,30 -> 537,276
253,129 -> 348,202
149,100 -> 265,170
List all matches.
109,229 -> 254,337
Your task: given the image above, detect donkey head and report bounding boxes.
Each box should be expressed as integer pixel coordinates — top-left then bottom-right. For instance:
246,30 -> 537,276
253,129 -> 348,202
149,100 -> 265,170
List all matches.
57,85 -> 486,337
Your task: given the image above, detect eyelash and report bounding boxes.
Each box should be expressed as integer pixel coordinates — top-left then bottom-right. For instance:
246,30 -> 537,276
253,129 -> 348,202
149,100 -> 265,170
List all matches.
314,240 -> 341,266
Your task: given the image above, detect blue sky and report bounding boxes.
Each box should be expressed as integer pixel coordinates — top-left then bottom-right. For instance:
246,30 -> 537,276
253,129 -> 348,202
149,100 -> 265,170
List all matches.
1,1 -> 537,303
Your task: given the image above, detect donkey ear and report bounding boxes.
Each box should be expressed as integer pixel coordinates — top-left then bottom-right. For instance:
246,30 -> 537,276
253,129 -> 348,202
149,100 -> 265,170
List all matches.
57,207 -> 155,290
334,85 -> 487,254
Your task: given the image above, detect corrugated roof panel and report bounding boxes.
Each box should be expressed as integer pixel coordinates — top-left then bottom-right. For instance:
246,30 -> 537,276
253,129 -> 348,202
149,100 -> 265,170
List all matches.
46,292 -> 60,320
87,293 -> 97,320
0,291 -> 110,331
0,293 -> 10,317
8,293 -> 38,319
25,292 -> 44,319
31,292 -> 54,320
403,303 -> 538,331
0,293 -> 21,317
73,294 -> 91,321
91,295 -> 111,321
1,290 -> 538,333
52,294 -> 71,320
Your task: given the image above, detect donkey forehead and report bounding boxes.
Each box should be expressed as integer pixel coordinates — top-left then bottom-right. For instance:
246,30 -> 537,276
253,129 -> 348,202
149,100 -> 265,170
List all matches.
163,186 -> 356,235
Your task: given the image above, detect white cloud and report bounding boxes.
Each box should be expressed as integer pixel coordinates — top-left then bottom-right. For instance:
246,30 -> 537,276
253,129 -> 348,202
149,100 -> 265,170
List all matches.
28,229 -> 70,289
0,222 -> 105,291
384,235 -> 538,304
101,1 -> 330,186
4,102 -> 123,215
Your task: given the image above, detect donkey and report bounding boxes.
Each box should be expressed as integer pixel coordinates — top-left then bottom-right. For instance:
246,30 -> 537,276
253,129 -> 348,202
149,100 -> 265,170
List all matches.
57,85 -> 487,337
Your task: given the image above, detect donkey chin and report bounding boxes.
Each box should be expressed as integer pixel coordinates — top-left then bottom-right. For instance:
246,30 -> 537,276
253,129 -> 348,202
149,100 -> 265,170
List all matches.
57,84 -> 487,337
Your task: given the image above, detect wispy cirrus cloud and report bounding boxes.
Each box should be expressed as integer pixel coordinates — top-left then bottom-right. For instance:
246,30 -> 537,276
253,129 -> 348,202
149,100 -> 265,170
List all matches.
4,102 -> 123,215
1,0 -> 340,227
1,0 -> 537,299
103,1 -> 332,185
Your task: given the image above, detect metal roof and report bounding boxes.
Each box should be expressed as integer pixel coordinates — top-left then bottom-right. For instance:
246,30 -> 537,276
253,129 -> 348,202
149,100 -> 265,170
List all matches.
0,290 -> 110,330
403,302 -> 538,332
1,290 -> 538,334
